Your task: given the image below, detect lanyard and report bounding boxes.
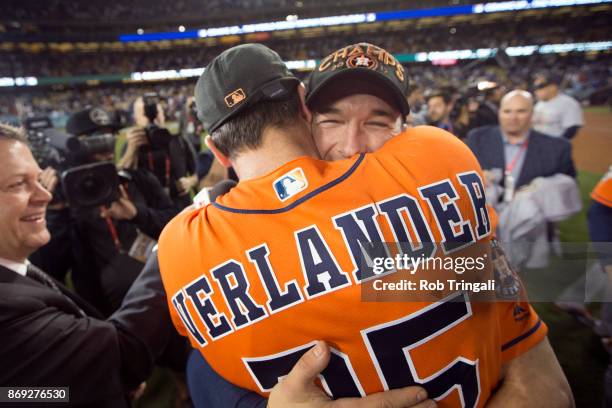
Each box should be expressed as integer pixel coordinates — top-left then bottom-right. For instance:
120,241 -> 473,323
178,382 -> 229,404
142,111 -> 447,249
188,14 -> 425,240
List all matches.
147,150 -> 171,188
102,209 -> 122,252
505,139 -> 529,173
100,182 -> 130,253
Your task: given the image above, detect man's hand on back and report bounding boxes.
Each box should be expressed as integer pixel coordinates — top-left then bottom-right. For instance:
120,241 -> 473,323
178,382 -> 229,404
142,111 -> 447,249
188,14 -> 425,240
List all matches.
268,341 -> 437,408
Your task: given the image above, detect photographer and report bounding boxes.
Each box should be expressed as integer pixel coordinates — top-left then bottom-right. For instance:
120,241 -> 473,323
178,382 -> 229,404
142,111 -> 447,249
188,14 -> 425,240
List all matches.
120,94 -> 197,209
30,107 -> 178,315
446,81 -> 505,139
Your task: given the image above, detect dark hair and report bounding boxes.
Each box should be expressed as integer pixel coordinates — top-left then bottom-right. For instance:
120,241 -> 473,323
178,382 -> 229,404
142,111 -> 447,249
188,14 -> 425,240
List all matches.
210,93 -> 301,158
425,90 -> 452,105
0,123 -> 28,143
408,84 -> 421,95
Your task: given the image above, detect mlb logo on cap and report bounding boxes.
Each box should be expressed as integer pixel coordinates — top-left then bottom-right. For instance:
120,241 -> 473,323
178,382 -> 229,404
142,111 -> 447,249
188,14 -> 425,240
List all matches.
273,168 -> 308,202
224,88 -> 246,108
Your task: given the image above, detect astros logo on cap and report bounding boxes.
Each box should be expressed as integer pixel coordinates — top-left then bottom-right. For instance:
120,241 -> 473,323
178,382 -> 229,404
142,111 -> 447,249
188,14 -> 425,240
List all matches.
347,54 -> 378,70
225,88 -> 246,108
317,43 -> 405,83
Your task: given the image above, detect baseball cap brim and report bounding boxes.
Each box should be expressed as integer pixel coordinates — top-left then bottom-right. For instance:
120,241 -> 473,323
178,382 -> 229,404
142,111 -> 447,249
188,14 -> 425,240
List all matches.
206,76 -> 300,134
306,68 -> 410,117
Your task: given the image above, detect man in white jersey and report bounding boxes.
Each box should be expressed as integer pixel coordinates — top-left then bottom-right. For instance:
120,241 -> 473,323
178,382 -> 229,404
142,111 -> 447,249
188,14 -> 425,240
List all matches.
532,73 -> 584,139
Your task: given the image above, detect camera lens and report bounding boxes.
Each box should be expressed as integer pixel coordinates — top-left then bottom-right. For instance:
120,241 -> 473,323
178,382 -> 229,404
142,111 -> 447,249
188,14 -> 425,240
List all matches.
76,170 -> 113,207
61,162 -> 120,208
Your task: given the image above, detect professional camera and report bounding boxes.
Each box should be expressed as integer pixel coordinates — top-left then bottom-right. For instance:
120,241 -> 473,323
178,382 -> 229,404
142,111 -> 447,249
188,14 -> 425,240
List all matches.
24,116 -> 67,169
142,92 -> 172,151
61,162 -> 120,208
66,132 -> 115,157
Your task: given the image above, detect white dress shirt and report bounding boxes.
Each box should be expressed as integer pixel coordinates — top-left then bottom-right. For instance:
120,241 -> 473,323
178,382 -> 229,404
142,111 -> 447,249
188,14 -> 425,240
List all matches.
0,256 -> 28,276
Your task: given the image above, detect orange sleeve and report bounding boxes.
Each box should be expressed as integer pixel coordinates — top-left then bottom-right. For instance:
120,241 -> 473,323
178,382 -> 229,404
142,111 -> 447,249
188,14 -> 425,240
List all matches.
488,205 -> 499,233
496,300 -> 548,363
591,173 -> 612,208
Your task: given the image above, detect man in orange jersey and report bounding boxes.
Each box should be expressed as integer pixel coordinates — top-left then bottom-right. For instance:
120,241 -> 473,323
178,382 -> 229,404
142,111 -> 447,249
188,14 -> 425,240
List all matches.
158,43 -> 572,407
588,168 -> 612,407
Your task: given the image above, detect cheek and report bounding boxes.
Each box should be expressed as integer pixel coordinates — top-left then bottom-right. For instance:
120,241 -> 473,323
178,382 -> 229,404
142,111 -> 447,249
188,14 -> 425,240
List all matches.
366,132 -> 392,152
313,128 -> 339,156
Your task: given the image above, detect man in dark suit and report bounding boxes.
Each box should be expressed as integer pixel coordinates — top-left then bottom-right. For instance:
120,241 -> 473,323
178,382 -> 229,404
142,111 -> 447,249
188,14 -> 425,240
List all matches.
466,89 -> 576,201
0,123 -> 177,407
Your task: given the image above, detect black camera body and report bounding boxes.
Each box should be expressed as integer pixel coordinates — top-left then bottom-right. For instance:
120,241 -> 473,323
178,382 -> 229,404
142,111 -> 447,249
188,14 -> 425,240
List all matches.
61,162 -> 120,209
66,133 -> 116,158
24,117 -> 67,170
144,125 -> 172,152
142,92 -> 172,152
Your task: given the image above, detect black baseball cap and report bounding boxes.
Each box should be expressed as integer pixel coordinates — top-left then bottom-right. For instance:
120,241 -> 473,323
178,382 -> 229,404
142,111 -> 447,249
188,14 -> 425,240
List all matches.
533,73 -> 561,90
66,108 -> 120,136
306,43 -> 410,116
195,43 -> 300,134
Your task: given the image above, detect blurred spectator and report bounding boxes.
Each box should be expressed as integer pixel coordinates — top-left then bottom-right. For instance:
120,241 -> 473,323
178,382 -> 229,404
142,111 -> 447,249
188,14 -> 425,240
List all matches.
466,90 -> 580,267
467,90 -> 577,203
425,89 -> 454,132
406,84 -> 427,126
466,81 -> 504,132
119,95 -> 197,209
533,73 -> 584,139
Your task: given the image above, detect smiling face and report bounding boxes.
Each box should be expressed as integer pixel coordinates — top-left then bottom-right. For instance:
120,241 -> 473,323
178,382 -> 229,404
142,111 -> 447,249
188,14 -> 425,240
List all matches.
0,139 -> 52,261
311,93 -> 403,161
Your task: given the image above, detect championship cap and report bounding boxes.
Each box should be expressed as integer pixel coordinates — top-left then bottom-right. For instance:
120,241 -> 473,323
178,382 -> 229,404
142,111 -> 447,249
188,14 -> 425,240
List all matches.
306,43 -> 410,116
66,108 -> 120,136
195,43 -> 300,134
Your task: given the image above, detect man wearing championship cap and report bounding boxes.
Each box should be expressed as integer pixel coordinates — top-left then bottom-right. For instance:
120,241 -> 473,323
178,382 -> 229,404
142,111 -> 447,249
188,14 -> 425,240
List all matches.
158,43 -> 571,407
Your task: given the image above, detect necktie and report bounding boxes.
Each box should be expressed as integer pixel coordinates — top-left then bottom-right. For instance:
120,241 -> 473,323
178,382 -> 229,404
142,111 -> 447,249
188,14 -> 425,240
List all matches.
26,263 -> 86,317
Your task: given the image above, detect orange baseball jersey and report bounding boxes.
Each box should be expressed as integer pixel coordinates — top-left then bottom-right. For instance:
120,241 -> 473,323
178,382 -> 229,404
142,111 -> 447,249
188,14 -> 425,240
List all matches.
158,126 -> 546,407
591,166 -> 612,208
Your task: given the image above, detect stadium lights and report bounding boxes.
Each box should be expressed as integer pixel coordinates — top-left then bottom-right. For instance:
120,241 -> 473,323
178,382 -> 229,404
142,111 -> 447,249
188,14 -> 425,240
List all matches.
0,76 -> 38,87
128,60 -> 316,82
473,0 -> 611,13
125,41 -> 611,82
196,13 -> 375,39
119,0 -> 611,42
1,41 -> 609,87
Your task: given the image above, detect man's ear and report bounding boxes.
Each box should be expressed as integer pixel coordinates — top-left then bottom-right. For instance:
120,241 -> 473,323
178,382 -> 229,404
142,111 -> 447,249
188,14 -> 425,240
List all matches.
297,83 -> 313,123
205,135 -> 232,168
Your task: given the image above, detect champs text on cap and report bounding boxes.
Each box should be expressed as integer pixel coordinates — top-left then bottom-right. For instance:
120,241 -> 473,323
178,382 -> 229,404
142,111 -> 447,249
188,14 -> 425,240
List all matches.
317,43 -> 406,83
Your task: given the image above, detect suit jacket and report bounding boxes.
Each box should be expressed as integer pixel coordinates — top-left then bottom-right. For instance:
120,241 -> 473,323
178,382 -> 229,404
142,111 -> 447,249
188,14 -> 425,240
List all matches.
0,254 -> 173,407
466,126 -> 576,189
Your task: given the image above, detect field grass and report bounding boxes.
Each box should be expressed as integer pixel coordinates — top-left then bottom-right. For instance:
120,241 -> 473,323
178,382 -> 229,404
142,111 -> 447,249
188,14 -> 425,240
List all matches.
584,106 -> 612,114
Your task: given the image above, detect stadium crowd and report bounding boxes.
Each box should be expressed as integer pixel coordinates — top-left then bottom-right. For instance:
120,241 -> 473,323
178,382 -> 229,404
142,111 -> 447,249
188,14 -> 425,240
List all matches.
1,52 -> 609,129
1,12 -> 609,78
